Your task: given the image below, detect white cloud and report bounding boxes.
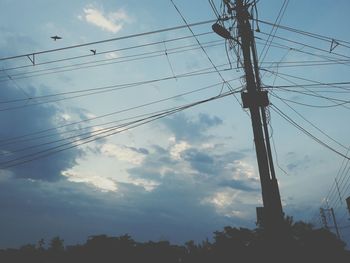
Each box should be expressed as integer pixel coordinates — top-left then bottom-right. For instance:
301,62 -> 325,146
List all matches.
227,160 -> 258,181
101,144 -> 147,165
169,140 -> 190,160
80,5 -> 131,33
204,190 -> 239,209
105,52 -> 119,59
129,178 -> 160,192
202,189 -> 255,219
63,171 -> 118,192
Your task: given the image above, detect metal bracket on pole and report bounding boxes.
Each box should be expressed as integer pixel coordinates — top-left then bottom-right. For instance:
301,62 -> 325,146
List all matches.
241,90 -> 269,108
330,39 -> 339,53
27,54 -> 35,66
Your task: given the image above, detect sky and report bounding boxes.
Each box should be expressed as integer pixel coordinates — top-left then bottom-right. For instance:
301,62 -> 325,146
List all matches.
0,0 -> 350,248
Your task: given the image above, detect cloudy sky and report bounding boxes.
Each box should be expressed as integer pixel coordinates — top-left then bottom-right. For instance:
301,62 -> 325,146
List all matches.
0,0 -> 350,248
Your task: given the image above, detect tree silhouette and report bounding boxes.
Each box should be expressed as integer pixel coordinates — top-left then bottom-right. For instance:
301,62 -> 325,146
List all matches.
0,220 -> 349,263
49,236 -> 64,252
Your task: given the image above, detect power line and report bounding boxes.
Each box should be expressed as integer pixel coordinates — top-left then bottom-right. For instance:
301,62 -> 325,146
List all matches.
272,89 -> 350,104
271,93 -> 350,109
268,82 -> 350,91
0,19 -> 219,63
262,69 -> 350,91
0,89 -> 241,169
258,31 -> 350,61
0,63 -> 231,104
1,32 -> 214,72
0,40 -> 225,83
0,78 -> 242,148
263,69 -> 350,110
170,0 -> 243,108
261,59 -> 350,69
0,64 -> 234,112
0,79 -> 242,153
255,18 -> 350,48
255,36 -> 350,68
325,149 -> 350,210
289,89 -> 350,101
271,105 -> 350,161
258,0 -> 289,64
270,91 -> 348,151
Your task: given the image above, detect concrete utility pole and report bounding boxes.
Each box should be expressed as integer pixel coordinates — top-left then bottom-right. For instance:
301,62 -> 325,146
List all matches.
234,0 -> 284,232
320,207 -> 341,239
346,196 -> 350,214
320,208 -> 329,230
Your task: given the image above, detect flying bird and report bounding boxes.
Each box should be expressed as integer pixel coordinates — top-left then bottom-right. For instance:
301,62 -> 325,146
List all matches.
51,35 -> 62,41
90,49 -> 97,55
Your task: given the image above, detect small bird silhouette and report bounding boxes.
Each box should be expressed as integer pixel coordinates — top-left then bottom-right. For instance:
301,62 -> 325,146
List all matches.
90,49 -> 97,55
51,35 -> 62,41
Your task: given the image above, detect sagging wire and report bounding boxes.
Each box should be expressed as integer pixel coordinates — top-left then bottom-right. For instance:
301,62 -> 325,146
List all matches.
163,41 -> 177,80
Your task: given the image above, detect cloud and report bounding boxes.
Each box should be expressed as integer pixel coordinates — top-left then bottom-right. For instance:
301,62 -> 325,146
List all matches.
125,113 -> 260,220
80,5 -> 131,33
0,82 -> 90,181
0,110 -> 260,248
0,32 -> 95,181
285,152 -> 311,173
161,113 -> 223,142
63,171 -> 118,192
0,170 -> 237,248
100,143 -> 148,165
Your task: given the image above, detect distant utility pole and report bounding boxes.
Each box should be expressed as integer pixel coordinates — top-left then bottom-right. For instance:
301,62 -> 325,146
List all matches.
320,208 -> 329,230
233,0 -> 284,231
320,207 -> 341,239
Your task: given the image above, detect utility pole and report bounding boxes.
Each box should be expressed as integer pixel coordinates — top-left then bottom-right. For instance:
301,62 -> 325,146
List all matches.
330,208 -> 341,239
233,0 -> 284,232
346,196 -> 350,215
320,208 -> 329,230
212,0 -> 284,233
320,207 -> 341,239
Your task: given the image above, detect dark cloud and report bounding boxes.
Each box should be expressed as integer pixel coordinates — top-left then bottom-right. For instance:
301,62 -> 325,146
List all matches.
285,154 -> 311,173
132,147 -> 149,155
182,149 -> 214,174
198,113 -> 222,127
0,173 -> 242,249
0,110 -> 257,249
0,80 -> 89,181
219,179 -> 258,192
0,32 -> 91,181
161,112 -> 223,141
128,112 -> 252,194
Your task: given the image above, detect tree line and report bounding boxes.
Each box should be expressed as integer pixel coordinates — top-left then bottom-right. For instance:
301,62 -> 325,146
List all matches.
1,218 -> 349,263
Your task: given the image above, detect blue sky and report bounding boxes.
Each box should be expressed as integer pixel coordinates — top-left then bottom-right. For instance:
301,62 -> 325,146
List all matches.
0,0 -> 350,248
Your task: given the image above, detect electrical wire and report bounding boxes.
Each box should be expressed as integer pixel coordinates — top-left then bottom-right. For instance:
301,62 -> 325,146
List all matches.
263,69 -> 350,110
259,0 -> 289,64
170,0 -> 244,109
0,89 -> 241,169
1,32 -> 214,72
254,18 -> 350,48
0,79 -> 242,153
0,40 -> 225,82
272,89 -> 350,104
0,19 -> 218,62
0,64 -> 234,112
271,105 -> 350,161
255,36 -> 350,68
258,31 -> 350,61
270,91 -> 348,150
0,77 -> 243,148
